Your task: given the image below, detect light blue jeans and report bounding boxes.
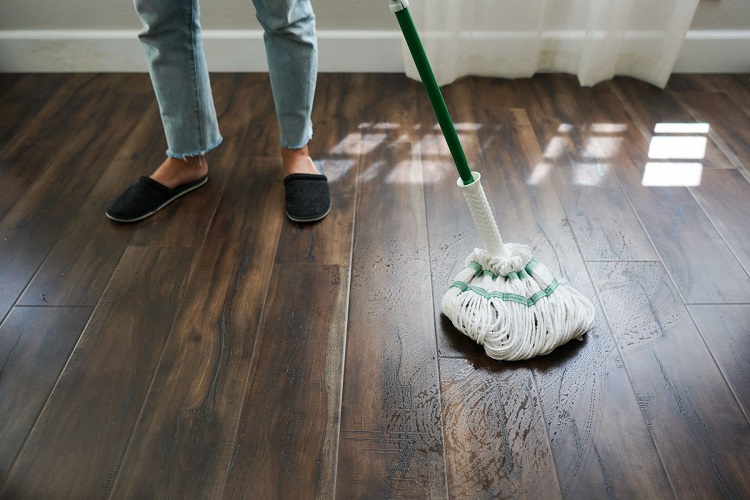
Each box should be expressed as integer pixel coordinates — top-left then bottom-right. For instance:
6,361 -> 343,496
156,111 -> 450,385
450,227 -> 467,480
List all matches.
134,0 -> 318,158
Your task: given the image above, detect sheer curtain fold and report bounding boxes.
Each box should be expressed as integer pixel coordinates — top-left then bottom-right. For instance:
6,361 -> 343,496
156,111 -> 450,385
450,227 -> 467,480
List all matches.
405,0 -> 700,88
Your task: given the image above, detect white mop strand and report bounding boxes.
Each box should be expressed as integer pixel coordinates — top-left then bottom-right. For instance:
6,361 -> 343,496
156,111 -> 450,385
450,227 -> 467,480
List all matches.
442,175 -> 596,361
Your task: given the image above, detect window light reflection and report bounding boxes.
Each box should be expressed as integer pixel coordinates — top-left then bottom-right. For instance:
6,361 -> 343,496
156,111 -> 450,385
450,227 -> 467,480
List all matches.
648,136 -> 707,160
654,122 -> 710,134
574,162 -> 609,186
642,162 -> 703,187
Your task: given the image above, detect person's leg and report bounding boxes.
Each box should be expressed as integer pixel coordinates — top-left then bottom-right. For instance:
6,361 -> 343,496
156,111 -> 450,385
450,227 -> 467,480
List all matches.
135,0 -> 221,187
252,0 -> 319,176
106,0 -> 220,221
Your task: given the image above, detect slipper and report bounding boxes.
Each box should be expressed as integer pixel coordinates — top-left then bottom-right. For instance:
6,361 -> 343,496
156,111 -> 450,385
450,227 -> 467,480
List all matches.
284,173 -> 331,223
105,175 -> 208,223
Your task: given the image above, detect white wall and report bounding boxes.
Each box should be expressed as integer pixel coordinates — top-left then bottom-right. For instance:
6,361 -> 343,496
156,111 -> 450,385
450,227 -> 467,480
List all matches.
1,0 -> 748,72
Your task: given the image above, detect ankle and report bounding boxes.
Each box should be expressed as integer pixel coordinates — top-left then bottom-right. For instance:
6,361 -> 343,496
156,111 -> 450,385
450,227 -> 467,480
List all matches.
281,145 -> 319,177
151,155 -> 208,189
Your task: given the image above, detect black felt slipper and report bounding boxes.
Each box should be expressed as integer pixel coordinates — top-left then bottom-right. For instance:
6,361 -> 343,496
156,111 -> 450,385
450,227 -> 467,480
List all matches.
284,173 -> 331,223
105,175 -> 208,223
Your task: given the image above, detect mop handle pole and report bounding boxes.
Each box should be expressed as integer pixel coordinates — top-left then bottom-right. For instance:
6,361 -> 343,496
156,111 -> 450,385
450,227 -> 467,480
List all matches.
390,3 -> 475,186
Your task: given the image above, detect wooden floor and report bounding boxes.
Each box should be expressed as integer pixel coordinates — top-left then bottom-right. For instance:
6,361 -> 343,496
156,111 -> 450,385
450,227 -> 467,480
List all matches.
1,72 -> 749,499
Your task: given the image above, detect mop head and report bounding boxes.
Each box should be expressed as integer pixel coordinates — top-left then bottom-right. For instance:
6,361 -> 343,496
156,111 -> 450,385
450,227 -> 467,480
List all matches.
441,243 -> 595,361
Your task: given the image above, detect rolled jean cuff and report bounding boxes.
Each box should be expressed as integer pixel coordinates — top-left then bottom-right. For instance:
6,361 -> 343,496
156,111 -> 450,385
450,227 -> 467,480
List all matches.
166,136 -> 224,159
280,128 -> 313,150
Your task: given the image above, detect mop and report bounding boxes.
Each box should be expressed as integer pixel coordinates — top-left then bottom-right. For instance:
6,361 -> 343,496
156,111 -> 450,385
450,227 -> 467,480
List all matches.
389,0 -> 595,361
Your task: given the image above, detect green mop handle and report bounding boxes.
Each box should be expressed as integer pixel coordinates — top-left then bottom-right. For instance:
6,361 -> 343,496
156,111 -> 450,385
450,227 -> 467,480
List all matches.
389,0 -> 475,186
390,0 -> 509,258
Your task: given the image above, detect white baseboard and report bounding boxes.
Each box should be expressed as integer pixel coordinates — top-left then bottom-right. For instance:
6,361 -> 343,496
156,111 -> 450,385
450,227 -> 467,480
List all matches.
0,30 -> 405,73
673,30 -> 750,73
0,29 -> 747,74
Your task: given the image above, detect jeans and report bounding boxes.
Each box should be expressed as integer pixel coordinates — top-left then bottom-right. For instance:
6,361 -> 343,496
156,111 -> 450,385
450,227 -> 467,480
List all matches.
134,0 -> 318,158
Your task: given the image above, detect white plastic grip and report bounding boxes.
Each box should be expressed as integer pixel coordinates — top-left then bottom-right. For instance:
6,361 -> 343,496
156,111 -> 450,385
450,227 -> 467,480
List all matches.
457,173 -> 509,258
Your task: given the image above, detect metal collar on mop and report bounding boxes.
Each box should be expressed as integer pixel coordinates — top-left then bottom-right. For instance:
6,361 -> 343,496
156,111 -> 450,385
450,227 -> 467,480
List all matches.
388,0 -> 409,13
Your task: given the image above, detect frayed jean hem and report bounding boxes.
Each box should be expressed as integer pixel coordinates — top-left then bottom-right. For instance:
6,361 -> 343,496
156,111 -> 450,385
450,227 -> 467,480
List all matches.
280,129 -> 313,150
166,136 -> 224,159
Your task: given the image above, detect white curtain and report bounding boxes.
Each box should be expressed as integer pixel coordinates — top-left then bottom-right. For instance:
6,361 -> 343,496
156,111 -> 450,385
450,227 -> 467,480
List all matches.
404,0 -> 701,88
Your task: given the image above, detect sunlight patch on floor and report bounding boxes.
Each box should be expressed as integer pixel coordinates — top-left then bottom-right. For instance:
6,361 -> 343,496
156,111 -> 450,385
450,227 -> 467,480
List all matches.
642,122 -> 710,187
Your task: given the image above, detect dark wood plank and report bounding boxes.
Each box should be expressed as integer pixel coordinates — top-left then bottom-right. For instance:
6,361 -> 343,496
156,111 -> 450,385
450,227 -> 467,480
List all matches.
1,247 -> 193,499
109,158 -> 284,499
0,74 -> 24,99
440,359 -> 561,498
542,76 -> 750,304
517,76 -> 660,261
235,73 -> 280,158
624,184 -> 750,304
0,74 -> 148,223
0,306 -> 92,482
613,77 -> 732,169
674,90 -> 750,178
14,158 -> 140,307
222,263 -> 348,498
667,74 -> 750,110
359,72 -> 423,144
337,141 -> 446,497
0,74 -> 70,150
0,74 -> 106,220
689,168 -> 750,275
689,305 -> 750,419
472,76 -> 522,108
0,85 -> 151,320
533,339 -> 675,499
591,261 -> 750,498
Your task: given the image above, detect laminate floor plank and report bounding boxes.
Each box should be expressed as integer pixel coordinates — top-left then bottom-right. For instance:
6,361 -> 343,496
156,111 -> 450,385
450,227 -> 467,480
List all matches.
110,158 -> 284,499
613,78 -> 732,169
337,141 -> 447,498
0,247 -> 193,500
516,76 -> 660,262
222,264 -> 348,498
541,76 -> 750,304
0,89 -> 151,321
440,359 -> 561,499
0,74 -> 71,150
674,90 -> 750,178
0,74 -> 24,99
15,108 -> 161,306
624,184 -> 750,304
689,305 -> 750,420
0,306 -> 92,483
591,261 -> 750,499
235,74 -> 281,158
359,73 -> 423,144
667,74 -> 750,110
0,74 -> 110,220
688,168 -> 750,275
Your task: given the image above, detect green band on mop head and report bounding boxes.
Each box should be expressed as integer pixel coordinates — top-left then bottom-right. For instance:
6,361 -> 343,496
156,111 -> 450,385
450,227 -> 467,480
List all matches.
450,278 -> 561,307
467,257 -> 541,281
